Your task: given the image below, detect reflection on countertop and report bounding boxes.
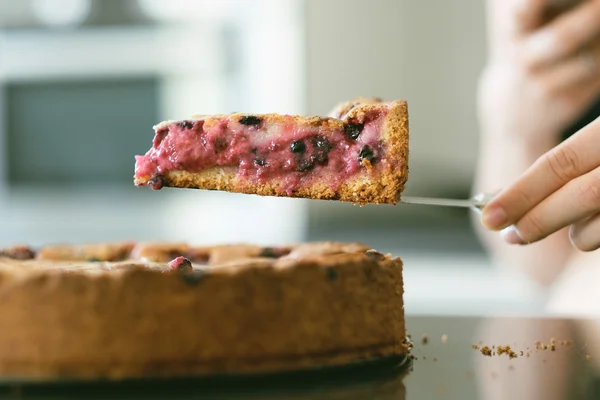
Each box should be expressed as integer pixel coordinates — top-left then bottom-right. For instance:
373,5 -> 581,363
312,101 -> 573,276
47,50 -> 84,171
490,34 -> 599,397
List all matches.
1,316 -> 598,400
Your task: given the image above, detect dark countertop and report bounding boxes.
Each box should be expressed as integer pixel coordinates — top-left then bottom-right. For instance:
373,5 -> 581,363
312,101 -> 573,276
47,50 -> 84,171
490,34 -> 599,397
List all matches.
2,315 -> 598,400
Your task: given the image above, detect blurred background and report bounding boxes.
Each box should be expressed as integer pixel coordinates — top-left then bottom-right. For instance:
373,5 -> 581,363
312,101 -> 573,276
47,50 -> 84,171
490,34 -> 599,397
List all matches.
0,0 -> 545,315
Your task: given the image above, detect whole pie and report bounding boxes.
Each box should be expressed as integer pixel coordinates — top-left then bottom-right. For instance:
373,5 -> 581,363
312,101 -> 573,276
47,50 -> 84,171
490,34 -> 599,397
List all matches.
0,241 -> 408,381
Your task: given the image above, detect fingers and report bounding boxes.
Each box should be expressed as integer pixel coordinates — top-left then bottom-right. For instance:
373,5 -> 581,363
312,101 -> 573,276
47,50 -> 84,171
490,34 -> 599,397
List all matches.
481,115 -> 600,230
514,0 -> 551,33
536,40 -> 600,95
522,0 -> 600,69
570,212 -> 600,250
504,165 -> 600,244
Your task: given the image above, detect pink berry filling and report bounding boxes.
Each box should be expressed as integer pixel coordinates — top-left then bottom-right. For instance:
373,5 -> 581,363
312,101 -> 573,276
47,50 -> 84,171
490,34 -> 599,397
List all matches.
168,256 -> 192,272
134,110 -> 389,195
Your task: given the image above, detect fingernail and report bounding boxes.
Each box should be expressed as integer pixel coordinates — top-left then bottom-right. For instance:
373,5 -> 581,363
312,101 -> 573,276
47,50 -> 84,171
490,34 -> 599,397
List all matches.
481,206 -> 508,230
501,226 -> 526,245
523,30 -> 555,63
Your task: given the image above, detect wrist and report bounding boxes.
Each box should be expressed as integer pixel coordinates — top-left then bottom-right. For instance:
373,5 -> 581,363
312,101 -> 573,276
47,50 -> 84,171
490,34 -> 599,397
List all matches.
478,126 -> 560,160
479,121 -> 562,146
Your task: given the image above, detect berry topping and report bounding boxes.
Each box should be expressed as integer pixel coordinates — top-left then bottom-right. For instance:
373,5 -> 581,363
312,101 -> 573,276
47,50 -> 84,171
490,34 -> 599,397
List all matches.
169,256 -> 193,273
290,140 -> 306,153
239,116 -> 262,126
359,146 -> 375,164
258,247 -> 291,258
178,121 -> 194,129
344,123 -> 364,140
180,270 -> 206,286
147,174 -> 165,190
254,157 -> 266,167
326,267 -> 338,282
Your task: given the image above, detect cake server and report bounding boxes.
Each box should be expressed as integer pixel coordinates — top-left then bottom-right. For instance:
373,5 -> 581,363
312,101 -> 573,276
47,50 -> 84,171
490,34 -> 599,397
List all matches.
400,192 -> 494,213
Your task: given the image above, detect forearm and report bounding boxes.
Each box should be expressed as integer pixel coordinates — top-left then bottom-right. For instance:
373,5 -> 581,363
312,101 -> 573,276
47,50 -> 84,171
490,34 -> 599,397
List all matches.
472,124 -> 574,286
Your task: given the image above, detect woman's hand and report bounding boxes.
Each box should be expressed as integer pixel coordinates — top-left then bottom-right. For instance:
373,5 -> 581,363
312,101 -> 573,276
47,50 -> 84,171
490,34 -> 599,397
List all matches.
481,115 -> 600,251
474,0 -> 600,284
479,0 -> 600,143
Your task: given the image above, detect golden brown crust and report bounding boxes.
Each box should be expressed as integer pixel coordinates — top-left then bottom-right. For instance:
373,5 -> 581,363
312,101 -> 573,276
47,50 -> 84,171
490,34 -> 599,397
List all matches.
37,242 -> 136,262
136,99 -> 409,205
0,241 -> 407,380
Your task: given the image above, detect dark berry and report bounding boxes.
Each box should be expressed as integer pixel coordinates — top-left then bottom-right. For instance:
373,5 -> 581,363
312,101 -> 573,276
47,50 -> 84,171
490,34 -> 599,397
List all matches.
358,145 -> 375,163
180,270 -> 206,286
254,157 -> 266,166
169,257 -> 193,273
310,136 -> 332,165
239,116 -> 262,126
258,247 -> 291,258
153,127 -> 169,147
87,257 -> 101,262
147,174 -> 165,190
214,137 -> 228,153
290,140 -> 306,153
344,123 -> 364,140
310,136 -> 332,152
178,120 -> 194,129
326,268 -> 338,282
259,248 -> 276,258
0,246 -> 36,260
297,158 -> 314,172
313,152 -> 328,165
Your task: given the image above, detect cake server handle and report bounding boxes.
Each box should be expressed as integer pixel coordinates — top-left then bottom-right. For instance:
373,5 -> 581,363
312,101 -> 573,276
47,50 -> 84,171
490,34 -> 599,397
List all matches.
400,192 -> 495,214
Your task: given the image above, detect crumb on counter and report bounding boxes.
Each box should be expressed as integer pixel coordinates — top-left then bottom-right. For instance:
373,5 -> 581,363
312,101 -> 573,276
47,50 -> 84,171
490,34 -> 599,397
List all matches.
480,346 -> 492,357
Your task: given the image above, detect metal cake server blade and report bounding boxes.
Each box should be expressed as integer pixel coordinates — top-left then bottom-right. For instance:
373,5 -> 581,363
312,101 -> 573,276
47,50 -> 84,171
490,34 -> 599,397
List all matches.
400,192 -> 493,213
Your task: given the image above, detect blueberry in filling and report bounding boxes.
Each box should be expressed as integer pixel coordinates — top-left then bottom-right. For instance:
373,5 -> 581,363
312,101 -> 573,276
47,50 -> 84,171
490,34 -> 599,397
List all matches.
358,145 -> 375,164
313,151 -> 328,165
178,121 -> 194,129
297,158 -> 314,172
344,123 -> 364,140
239,116 -> 262,126
290,140 -> 306,153
310,136 -> 332,152
254,157 -> 266,167
214,137 -> 228,153
310,136 -> 332,165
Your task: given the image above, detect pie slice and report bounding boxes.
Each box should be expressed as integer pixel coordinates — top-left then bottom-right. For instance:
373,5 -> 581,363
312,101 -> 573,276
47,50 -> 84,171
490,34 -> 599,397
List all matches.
0,241 -> 409,380
134,98 -> 409,205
